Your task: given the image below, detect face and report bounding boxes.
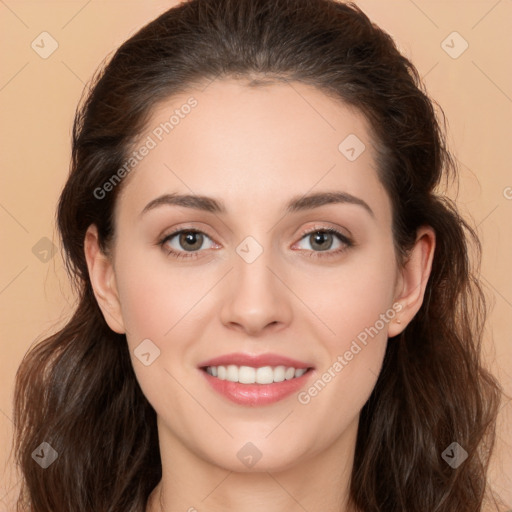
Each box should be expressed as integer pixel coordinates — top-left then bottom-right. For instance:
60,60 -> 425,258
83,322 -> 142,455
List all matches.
86,78 -> 430,474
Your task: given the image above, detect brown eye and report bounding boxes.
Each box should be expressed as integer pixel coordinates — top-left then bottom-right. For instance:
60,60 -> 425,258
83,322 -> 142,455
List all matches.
294,227 -> 353,259
159,229 -> 216,260
176,231 -> 204,251
308,231 -> 335,251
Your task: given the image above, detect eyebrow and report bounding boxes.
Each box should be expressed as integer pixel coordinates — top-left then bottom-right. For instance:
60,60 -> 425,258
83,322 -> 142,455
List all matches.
140,191 -> 374,218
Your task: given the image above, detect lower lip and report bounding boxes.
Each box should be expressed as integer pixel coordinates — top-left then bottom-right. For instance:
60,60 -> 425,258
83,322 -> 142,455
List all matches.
200,368 -> 314,406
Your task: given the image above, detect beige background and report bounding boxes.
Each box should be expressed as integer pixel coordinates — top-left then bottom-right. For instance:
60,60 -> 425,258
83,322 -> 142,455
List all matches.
1,0 -> 511,509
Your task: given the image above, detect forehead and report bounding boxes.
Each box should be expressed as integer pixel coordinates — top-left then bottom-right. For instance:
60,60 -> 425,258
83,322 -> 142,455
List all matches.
115,78 -> 391,224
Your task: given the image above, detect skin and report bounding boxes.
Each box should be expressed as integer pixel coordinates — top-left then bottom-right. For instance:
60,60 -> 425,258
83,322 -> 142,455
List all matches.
84,78 -> 435,512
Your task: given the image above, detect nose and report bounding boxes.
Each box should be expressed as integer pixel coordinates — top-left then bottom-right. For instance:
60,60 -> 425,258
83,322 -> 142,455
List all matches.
219,245 -> 293,336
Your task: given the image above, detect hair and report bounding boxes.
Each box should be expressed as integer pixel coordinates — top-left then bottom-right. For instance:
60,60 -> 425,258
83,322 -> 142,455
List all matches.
12,0 -> 503,510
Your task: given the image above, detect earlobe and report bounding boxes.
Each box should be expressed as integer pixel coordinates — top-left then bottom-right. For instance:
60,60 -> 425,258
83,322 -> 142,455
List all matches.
388,226 -> 436,338
84,225 -> 126,334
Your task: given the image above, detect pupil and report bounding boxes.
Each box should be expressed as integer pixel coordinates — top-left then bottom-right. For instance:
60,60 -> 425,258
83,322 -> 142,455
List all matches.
181,232 -> 202,251
312,231 -> 331,251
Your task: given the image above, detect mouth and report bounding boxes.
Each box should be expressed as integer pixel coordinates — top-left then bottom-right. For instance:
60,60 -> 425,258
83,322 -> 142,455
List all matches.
200,364 -> 314,384
198,363 -> 315,406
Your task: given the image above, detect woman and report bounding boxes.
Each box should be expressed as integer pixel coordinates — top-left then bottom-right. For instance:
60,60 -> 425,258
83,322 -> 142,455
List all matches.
13,0 -> 505,510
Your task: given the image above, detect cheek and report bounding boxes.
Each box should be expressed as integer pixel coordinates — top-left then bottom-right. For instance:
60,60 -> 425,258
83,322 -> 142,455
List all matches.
113,247 -> 212,343
116,272 -> 168,343
303,242 -> 398,347
296,315 -> 391,446
113,254 -> 211,417
296,244 -> 396,407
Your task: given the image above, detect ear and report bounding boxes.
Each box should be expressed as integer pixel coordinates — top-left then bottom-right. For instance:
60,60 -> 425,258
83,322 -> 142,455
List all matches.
84,224 -> 126,334
387,225 -> 436,338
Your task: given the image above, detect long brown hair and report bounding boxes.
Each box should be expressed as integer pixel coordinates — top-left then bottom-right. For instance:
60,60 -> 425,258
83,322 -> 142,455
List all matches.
13,0 -> 502,510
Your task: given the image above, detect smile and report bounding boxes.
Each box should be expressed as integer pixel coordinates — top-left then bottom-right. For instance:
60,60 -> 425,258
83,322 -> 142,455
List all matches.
200,365 -> 314,406
203,364 -> 309,384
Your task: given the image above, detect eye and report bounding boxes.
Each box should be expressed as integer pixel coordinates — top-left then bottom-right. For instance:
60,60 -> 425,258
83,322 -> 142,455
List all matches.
158,229 -> 218,260
157,225 -> 353,261
293,226 -> 353,258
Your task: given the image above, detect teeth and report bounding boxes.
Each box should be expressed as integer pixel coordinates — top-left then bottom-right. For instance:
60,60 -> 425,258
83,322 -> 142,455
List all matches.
205,365 -> 308,384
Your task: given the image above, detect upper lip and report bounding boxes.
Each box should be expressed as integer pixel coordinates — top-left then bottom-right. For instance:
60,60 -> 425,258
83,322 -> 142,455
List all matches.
198,352 -> 313,370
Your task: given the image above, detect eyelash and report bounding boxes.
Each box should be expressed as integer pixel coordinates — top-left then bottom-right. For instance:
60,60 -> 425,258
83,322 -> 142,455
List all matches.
157,225 -> 353,261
